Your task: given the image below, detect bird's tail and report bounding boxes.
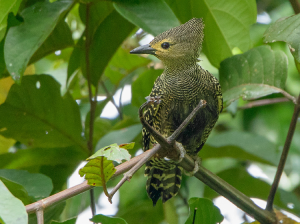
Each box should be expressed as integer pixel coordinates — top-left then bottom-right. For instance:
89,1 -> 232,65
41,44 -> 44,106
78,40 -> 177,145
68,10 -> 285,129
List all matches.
145,160 -> 183,206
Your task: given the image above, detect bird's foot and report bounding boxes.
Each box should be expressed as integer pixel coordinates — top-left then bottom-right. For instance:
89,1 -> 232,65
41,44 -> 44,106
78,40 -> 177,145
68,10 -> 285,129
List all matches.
145,95 -> 161,105
185,155 -> 201,176
175,141 -> 186,163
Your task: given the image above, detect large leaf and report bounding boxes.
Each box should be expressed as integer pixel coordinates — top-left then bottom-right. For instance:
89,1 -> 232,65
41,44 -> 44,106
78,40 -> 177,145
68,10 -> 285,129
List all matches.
219,45 -> 290,106
67,1 -> 114,81
0,146 -> 86,169
95,124 -> 142,150
202,131 -> 281,165
29,20 -> 74,64
263,14 -> 300,64
165,0 -> 257,67
114,0 -> 180,36
185,198 -> 223,224
131,69 -> 162,107
4,0 -> 73,82
0,75 -> 86,149
0,169 -> 52,201
0,180 -> 27,224
88,10 -> 135,86
0,176 -> 32,205
0,0 -> 22,42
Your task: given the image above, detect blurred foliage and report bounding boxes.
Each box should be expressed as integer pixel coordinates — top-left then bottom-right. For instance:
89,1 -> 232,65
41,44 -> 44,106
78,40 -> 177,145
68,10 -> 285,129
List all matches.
0,0 -> 299,224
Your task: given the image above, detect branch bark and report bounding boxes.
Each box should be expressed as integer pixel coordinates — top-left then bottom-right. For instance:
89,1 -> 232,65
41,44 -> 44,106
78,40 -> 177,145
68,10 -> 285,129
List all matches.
266,92 -> 300,211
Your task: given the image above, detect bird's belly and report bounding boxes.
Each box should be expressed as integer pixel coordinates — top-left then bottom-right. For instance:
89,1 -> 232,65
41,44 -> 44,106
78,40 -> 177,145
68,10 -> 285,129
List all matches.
156,96 -> 208,155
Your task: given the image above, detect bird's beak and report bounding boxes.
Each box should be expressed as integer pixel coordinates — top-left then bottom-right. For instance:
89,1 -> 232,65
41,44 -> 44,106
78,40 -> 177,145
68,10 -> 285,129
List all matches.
130,44 -> 156,55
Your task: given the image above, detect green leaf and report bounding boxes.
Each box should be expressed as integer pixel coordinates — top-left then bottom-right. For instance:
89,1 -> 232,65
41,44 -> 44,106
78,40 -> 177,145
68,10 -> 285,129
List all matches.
219,45 -> 289,106
51,217 -> 77,224
67,1 -> 114,81
263,14 -> 300,63
165,0 -> 257,67
0,169 -> 52,201
90,214 -> 128,224
185,198 -> 223,224
105,47 -> 151,85
0,0 -> 22,42
114,0 -> 180,36
0,146 -> 86,169
0,135 -> 15,154
90,143 -> 133,163
79,156 -> 116,187
0,75 -> 86,149
0,180 -> 27,224
29,20 -> 74,64
4,0 -> 73,82
95,124 -> 142,150
131,69 -> 162,107
88,10 -> 135,86
203,131 -> 281,165
0,176 -> 32,205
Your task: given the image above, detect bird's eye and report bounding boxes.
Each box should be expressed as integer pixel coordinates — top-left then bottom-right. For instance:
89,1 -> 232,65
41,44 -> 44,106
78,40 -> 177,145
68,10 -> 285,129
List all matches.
161,42 -> 170,49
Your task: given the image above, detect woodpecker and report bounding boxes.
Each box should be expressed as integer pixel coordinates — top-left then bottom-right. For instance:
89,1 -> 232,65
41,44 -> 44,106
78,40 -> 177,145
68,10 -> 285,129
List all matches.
130,18 -> 223,205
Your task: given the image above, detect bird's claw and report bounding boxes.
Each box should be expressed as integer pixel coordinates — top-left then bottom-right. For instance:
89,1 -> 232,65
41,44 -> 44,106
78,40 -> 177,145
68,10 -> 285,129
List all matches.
175,141 -> 186,163
145,95 -> 161,104
185,156 -> 201,176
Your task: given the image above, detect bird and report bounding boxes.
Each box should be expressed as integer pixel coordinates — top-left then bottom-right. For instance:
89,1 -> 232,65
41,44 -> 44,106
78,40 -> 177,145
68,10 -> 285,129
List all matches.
130,18 -> 223,206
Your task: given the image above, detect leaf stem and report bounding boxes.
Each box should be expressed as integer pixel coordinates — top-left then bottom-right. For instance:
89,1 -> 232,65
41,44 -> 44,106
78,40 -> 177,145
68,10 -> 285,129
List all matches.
266,92 -> 300,211
289,0 -> 300,14
238,97 -> 290,110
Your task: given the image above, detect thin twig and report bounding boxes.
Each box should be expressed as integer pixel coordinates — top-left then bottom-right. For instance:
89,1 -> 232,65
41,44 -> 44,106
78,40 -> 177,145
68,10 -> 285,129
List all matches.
26,150 -> 153,214
266,92 -> 300,211
85,3 -> 97,217
289,0 -> 300,14
100,81 -> 123,120
36,209 -> 44,224
238,98 -> 290,110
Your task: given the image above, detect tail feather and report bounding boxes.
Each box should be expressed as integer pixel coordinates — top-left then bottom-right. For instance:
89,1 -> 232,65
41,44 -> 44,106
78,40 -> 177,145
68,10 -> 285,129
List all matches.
145,161 -> 182,206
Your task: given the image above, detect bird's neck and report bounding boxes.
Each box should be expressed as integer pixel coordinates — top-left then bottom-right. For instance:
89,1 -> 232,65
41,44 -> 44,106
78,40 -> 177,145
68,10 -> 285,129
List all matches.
163,59 -> 198,75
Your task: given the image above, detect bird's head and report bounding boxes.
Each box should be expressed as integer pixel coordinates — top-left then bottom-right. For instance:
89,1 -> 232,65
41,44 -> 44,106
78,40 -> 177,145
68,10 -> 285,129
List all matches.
130,18 -> 204,66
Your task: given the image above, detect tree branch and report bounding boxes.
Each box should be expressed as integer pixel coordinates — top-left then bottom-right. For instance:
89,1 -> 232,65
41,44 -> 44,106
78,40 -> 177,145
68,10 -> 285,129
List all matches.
26,98 -> 277,223
266,92 -> 300,211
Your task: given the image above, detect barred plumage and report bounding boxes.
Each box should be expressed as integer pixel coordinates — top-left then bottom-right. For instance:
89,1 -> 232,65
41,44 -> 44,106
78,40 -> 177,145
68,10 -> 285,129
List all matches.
131,18 -> 223,205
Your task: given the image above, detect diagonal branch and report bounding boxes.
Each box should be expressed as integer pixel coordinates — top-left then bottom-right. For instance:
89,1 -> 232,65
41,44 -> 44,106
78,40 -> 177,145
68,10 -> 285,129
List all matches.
26,98 -> 277,223
266,92 -> 300,211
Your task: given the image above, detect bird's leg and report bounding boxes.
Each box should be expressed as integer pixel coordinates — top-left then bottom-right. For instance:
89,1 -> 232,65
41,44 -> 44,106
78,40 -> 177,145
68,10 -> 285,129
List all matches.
108,99 -> 207,203
145,95 -> 161,104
